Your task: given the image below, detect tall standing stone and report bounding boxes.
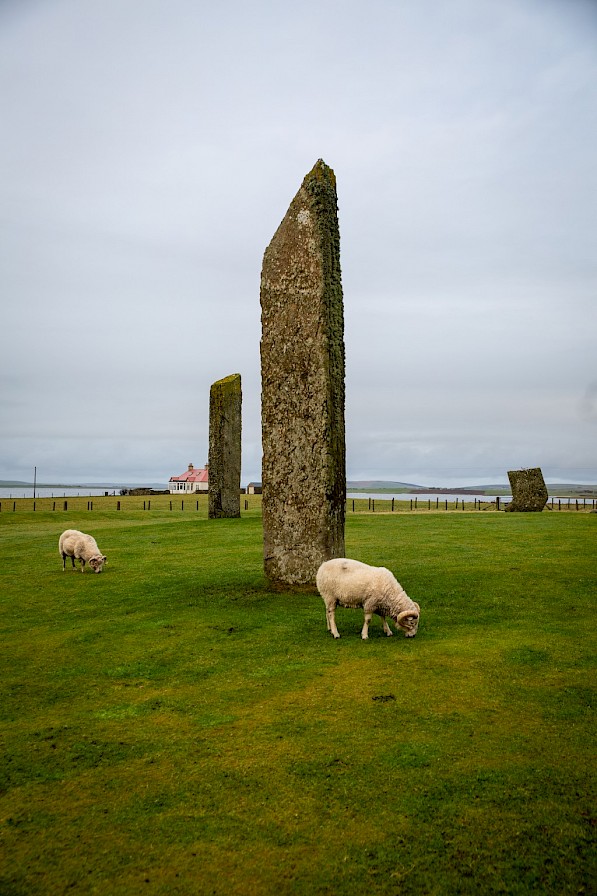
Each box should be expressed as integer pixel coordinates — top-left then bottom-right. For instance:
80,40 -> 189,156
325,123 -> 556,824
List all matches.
505,467 -> 548,512
208,373 -> 242,519
260,159 -> 346,586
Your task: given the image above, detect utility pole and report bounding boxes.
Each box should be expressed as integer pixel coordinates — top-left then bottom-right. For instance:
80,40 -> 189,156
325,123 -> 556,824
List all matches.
33,466 -> 37,501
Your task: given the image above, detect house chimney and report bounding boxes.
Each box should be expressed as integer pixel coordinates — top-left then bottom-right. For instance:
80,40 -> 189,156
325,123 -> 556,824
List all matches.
188,463 -> 194,471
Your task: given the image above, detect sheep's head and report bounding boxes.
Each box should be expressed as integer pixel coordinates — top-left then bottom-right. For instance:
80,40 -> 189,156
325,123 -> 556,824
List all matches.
89,555 -> 107,573
395,603 -> 420,637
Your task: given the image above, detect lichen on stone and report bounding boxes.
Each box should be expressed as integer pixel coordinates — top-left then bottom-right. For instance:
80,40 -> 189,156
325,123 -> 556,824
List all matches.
505,467 -> 548,512
260,160 -> 345,586
208,373 -> 242,519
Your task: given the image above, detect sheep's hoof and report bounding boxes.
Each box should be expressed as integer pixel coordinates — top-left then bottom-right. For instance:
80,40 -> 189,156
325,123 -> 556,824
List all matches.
333,633 -> 340,639
386,630 -> 394,637
361,634 -> 369,640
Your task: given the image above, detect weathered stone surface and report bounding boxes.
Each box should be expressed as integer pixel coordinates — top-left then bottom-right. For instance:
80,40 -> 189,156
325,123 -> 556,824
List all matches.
260,159 -> 346,587
208,373 -> 242,519
506,467 -> 548,512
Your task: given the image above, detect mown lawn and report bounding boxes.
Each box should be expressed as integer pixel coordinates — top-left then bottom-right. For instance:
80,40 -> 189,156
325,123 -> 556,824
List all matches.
0,507 -> 595,895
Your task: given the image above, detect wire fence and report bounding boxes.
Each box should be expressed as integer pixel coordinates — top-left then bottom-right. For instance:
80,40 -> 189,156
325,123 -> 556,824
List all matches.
346,495 -> 597,512
1,494 -> 595,514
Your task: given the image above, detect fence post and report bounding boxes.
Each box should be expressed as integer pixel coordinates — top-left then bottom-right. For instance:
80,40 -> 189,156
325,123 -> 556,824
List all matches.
392,498 -> 394,512
436,498 -> 439,509
445,500 -> 448,510
182,500 -> 184,511
64,501 -> 67,511
117,501 -> 121,511
13,501 -> 16,512
410,499 -> 413,511
415,497 -> 418,509
170,501 -> 172,511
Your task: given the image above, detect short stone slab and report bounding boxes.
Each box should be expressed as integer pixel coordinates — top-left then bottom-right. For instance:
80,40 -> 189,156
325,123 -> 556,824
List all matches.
506,467 -> 548,512
208,373 -> 242,519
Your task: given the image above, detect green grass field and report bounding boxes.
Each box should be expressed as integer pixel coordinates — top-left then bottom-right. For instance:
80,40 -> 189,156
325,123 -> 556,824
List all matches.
0,503 -> 595,895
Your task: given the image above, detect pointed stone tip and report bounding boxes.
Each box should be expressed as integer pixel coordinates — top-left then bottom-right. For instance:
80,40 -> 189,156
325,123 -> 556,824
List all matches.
304,158 -> 336,190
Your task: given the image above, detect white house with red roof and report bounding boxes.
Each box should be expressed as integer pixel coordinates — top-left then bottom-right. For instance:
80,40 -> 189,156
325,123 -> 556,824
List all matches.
169,463 -> 209,494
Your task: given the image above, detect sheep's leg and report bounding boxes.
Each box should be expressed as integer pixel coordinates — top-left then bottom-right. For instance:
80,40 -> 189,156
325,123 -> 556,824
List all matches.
381,617 -> 394,637
326,606 -> 341,639
62,553 -> 75,570
80,558 -> 86,573
361,613 -> 372,639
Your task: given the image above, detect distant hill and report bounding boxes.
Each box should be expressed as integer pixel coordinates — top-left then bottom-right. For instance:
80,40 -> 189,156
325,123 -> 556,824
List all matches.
468,483 -> 597,495
348,480 -> 597,496
0,480 -> 168,490
347,480 -> 424,491
77,482 -> 168,490
347,481 -> 492,494
3,479 -> 595,496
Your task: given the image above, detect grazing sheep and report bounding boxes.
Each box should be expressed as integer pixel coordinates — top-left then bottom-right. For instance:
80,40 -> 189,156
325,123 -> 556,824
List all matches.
59,529 -> 107,574
316,558 -> 420,640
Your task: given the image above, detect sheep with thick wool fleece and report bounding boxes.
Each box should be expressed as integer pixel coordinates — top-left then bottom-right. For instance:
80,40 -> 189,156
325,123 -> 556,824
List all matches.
316,558 -> 420,640
59,529 -> 107,573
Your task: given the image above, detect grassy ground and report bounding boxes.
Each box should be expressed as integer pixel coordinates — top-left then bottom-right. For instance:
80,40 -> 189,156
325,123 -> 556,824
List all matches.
0,507 -> 595,895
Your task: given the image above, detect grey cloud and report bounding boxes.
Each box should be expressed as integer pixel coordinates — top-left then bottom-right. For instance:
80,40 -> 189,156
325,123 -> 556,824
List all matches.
1,0 -> 596,486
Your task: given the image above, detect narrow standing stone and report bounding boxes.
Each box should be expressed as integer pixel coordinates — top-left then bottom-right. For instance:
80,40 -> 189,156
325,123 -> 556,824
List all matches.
505,467 -> 548,512
208,373 -> 242,519
260,159 -> 346,586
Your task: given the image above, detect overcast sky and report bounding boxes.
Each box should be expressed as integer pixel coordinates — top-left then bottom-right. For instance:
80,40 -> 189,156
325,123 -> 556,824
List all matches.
1,0 -> 596,487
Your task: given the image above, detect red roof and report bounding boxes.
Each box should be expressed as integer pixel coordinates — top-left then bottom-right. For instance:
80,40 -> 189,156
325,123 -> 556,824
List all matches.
170,467 -> 209,483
